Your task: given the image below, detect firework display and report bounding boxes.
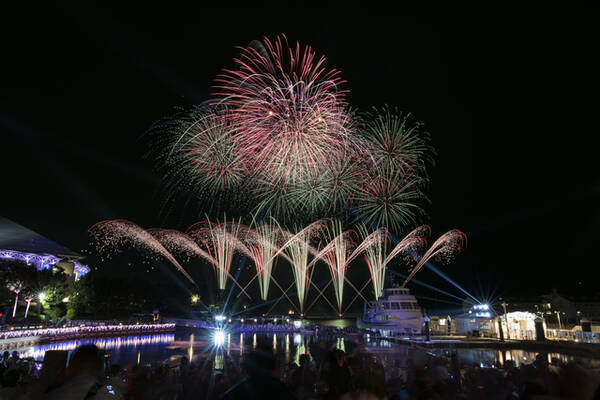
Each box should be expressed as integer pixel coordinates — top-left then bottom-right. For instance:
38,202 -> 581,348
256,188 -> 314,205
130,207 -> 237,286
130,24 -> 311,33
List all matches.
85,35 -> 469,315
89,218 -> 465,314
148,228 -> 215,264
88,220 -> 196,285
357,225 -> 430,300
214,36 -> 351,187
150,34 -> 432,231
187,219 -> 244,291
307,220 -> 356,314
354,107 -> 433,234
235,223 -> 288,301
401,229 -> 468,287
275,220 -> 326,313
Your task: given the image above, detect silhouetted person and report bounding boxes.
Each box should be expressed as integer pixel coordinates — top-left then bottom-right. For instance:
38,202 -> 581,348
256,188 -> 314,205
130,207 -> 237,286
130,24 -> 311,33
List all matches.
0,368 -> 23,399
43,345 -> 122,400
7,352 -> 19,370
289,354 -> 316,399
324,350 -> 353,399
223,347 -> 295,400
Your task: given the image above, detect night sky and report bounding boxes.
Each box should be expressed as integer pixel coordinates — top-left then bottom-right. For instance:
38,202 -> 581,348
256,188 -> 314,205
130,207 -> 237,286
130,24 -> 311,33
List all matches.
2,4 -> 598,302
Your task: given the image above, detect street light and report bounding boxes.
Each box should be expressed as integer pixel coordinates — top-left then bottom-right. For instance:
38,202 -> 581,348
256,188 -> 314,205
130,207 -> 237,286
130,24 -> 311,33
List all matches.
501,302 -> 509,340
555,311 -> 562,330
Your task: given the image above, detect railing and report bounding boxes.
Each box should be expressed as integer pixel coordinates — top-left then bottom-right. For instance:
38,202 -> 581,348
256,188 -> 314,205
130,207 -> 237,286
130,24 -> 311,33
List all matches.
546,329 -> 600,344
0,323 -> 175,341
0,318 -> 157,332
504,329 -> 536,341
163,318 -> 216,329
164,318 -> 310,333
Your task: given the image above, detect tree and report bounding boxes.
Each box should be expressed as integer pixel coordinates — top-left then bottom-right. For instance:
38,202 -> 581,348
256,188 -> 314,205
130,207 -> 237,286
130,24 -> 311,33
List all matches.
2,261 -> 37,319
37,273 -> 69,321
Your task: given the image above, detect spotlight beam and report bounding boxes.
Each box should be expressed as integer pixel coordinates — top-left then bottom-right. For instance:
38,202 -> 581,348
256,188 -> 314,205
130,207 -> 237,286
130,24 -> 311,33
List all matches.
265,282 -> 295,315
423,261 -> 480,304
388,269 -> 475,304
414,295 -> 463,306
269,276 -> 299,314
343,276 -> 369,304
344,279 -> 371,314
304,279 -> 336,314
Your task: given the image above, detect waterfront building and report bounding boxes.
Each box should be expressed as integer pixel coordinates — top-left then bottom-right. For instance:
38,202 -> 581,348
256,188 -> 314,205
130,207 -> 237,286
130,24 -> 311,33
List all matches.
0,217 -> 89,278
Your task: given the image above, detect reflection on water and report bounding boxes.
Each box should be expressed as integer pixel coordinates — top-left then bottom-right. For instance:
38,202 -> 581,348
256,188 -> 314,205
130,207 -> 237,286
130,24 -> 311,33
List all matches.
294,335 -> 311,366
336,337 -> 346,352
365,342 -> 600,372
318,319 -> 355,329
6,330 -> 600,370
214,353 -> 224,370
188,333 -> 194,362
8,334 -> 175,365
428,347 -> 600,368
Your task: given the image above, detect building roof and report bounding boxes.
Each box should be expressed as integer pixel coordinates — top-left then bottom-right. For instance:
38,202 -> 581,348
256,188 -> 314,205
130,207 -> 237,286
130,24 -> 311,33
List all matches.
0,217 -> 81,258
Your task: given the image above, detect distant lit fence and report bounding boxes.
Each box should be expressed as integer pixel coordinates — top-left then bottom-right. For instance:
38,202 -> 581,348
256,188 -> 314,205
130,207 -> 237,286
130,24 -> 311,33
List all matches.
506,329 -> 536,341
164,318 -> 306,333
163,318 -> 216,329
546,329 -> 600,344
0,323 -> 175,342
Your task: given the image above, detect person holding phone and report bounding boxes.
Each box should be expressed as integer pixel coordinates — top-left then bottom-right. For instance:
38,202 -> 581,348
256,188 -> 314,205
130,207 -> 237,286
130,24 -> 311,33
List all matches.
43,345 -> 123,400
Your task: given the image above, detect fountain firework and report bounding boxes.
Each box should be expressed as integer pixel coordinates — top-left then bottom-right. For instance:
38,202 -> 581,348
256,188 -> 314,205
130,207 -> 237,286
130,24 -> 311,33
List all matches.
88,216 -> 467,313
187,218 -> 244,291
236,223 -> 289,301
88,220 -> 196,285
275,219 -> 327,314
308,220 -> 357,314
148,229 -> 215,264
402,229 -> 468,287
357,225 -> 430,300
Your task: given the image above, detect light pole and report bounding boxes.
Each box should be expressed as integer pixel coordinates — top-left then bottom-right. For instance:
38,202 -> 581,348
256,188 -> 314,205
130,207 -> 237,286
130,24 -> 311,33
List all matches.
501,302 -> 509,340
555,311 -> 562,330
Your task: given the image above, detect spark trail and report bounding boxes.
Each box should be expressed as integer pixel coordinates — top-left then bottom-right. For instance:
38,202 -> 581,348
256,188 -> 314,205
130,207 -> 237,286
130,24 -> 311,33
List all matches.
357,225 -> 430,299
148,229 -> 215,264
308,220 -> 356,314
402,229 -> 467,287
188,219 -> 244,291
88,220 -> 196,285
236,223 -> 290,301
275,219 -> 326,314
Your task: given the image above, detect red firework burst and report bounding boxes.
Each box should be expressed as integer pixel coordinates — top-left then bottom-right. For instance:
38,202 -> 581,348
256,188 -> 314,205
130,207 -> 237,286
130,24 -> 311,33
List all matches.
213,34 -> 354,187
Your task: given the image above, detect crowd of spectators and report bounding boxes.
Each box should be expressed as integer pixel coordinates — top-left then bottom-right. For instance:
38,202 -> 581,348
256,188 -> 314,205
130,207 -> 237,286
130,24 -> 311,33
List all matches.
1,340 -> 600,399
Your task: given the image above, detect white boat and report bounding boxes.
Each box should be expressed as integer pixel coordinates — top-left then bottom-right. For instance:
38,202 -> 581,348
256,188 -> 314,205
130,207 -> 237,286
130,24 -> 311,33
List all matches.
357,287 -> 424,334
